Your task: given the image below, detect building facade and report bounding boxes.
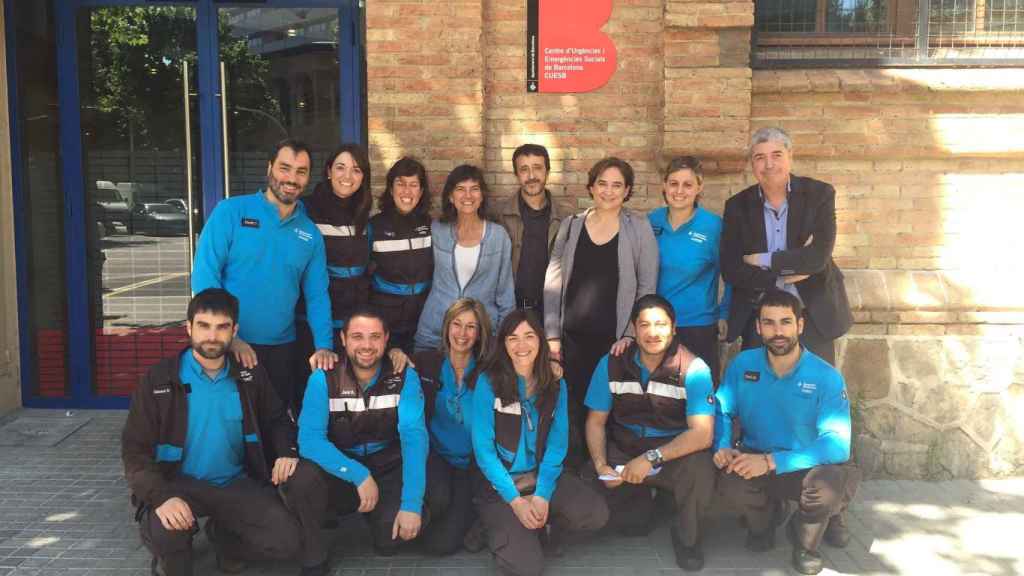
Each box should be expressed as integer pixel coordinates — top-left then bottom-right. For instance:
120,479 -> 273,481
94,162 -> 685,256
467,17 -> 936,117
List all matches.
1,0 -> 1023,479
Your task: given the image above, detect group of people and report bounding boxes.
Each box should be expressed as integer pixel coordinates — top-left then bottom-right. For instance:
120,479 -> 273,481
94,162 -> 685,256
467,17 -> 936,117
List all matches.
122,126 -> 859,576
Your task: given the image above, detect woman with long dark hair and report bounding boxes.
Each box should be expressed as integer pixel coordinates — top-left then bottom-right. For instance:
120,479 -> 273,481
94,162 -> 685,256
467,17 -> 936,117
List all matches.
294,144 -> 373,406
414,164 -> 515,351
412,298 -> 492,555
470,310 -> 608,576
368,157 -> 434,353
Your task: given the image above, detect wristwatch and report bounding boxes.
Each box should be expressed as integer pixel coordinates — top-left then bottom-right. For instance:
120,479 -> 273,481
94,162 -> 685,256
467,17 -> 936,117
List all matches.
645,449 -> 664,467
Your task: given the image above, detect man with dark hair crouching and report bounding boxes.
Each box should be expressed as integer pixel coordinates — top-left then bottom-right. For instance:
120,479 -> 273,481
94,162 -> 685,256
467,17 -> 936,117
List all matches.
281,307 -> 447,576
715,288 -> 860,575
122,288 -> 301,576
585,294 -> 717,571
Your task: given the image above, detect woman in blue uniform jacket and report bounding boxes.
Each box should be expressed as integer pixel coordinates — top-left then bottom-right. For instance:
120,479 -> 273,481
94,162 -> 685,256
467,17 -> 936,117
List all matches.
471,310 -> 608,576
647,156 -> 731,384
295,144 -> 372,406
369,157 -> 434,353
412,298 -> 493,555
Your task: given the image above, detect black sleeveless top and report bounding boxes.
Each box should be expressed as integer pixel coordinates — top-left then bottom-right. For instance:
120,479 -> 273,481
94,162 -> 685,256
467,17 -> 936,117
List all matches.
564,225 -> 618,340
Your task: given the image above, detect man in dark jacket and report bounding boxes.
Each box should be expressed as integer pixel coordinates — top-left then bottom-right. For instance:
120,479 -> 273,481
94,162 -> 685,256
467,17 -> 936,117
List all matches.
122,288 -> 300,576
720,127 -> 852,365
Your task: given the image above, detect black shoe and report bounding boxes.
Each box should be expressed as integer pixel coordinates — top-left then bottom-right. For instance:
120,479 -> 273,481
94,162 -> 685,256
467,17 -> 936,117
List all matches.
670,526 -> 704,572
205,519 -> 247,574
299,560 -> 329,576
463,519 -> 487,553
823,513 -> 851,548
786,516 -> 824,575
744,526 -> 775,553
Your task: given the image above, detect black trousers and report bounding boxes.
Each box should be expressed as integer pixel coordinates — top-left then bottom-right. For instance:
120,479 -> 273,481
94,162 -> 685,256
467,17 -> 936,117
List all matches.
740,312 -> 836,366
282,456 -> 448,566
473,470 -> 609,576
251,341 -> 298,411
594,442 -> 716,546
675,323 -> 722,387
420,457 -> 476,556
562,329 -> 616,467
718,463 -> 861,551
137,476 -> 299,576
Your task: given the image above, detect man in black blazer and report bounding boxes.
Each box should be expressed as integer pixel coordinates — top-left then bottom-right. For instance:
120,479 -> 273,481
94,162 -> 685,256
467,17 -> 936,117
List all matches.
720,127 -> 852,365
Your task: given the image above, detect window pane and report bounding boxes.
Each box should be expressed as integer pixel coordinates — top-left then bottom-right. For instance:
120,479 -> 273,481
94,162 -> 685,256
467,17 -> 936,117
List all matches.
987,0 -> 1024,32
756,0 -> 817,33
930,0 -> 977,35
827,0 -> 890,33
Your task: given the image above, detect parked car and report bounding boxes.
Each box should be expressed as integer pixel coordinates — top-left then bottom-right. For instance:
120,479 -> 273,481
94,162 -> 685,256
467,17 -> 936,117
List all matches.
127,202 -> 188,236
93,183 -> 130,234
165,198 -> 188,213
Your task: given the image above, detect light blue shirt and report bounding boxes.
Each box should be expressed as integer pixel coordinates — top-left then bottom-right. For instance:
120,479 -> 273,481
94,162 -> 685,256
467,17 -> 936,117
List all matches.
179,352 -> 244,486
757,184 -> 801,301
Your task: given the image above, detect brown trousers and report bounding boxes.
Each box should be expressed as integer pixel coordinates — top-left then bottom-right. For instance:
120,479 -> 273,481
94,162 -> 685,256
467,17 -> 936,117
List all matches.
718,462 -> 861,550
138,475 -> 300,576
473,470 -> 609,576
593,442 -> 716,546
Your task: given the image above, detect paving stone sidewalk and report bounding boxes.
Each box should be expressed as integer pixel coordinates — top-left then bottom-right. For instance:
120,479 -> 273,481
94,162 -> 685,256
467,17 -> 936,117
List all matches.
0,410 -> 1021,576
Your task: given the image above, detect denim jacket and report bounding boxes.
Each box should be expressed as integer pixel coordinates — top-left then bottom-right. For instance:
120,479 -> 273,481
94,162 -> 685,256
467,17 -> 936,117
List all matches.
414,220 -> 515,350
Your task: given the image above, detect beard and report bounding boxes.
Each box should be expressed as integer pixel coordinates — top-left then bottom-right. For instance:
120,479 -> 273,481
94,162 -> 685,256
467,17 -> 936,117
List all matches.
765,335 -> 799,357
348,349 -> 382,371
193,340 -> 228,360
268,175 -> 300,205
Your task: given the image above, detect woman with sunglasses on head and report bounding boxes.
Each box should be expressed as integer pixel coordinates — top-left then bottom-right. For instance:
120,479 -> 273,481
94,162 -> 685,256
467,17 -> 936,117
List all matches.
368,157 -> 434,354
412,298 -> 493,555
644,156 -> 731,385
471,310 -> 608,576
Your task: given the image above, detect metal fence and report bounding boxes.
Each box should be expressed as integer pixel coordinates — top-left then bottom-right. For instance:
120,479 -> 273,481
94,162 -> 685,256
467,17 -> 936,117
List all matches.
754,0 -> 1024,67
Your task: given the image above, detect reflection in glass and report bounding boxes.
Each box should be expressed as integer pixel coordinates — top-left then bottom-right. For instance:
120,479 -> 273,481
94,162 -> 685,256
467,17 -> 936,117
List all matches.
220,7 -> 341,197
78,6 -> 199,396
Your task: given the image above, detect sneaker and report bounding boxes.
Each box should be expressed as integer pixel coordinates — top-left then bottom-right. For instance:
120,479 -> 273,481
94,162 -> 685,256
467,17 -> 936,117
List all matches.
786,516 -> 824,575
670,525 -> 704,572
205,519 -> 247,574
823,512 -> 851,548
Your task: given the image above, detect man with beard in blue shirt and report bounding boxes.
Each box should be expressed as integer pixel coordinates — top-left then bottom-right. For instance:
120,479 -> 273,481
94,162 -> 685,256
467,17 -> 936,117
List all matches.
192,139 -> 337,411
714,289 -> 860,575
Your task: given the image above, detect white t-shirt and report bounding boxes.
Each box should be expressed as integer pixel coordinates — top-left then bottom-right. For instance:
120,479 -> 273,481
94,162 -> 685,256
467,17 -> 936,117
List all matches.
454,222 -> 485,289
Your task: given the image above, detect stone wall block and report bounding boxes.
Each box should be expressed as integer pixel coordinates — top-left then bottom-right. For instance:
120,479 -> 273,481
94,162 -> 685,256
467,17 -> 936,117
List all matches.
840,337 -> 892,401
860,403 -> 940,447
930,429 -> 990,479
891,340 -> 973,427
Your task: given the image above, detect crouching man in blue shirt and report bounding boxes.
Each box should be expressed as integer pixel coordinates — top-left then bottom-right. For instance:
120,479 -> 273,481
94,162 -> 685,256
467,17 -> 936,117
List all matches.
280,308 -> 446,576
586,294 -> 717,572
714,289 -> 861,575
122,289 -> 300,576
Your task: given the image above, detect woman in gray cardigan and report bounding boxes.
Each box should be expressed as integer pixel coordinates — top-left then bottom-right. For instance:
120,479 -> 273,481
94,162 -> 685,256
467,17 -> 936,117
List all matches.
543,157 -> 659,458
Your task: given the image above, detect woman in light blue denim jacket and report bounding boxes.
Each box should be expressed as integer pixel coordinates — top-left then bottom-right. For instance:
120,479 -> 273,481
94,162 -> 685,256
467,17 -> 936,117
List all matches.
415,165 -> 515,350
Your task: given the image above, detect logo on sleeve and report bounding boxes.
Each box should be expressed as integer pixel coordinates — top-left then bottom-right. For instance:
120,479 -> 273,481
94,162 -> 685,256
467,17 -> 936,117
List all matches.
841,389 -> 848,401
743,371 -> 760,382
241,218 -> 260,228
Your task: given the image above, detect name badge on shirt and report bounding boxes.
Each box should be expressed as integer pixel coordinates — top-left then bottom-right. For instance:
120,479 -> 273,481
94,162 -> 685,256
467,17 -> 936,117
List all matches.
651,225 -> 664,237
241,218 -> 260,228
743,371 -> 760,382
338,388 -> 358,398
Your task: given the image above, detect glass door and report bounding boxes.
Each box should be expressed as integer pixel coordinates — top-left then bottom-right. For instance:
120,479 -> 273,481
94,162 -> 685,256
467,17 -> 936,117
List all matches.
29,0 -> 363,407
77,4 -> 201,397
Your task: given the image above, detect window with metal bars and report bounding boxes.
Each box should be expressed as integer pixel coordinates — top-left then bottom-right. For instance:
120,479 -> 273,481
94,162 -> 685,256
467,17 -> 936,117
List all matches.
754,0 -> 1024,66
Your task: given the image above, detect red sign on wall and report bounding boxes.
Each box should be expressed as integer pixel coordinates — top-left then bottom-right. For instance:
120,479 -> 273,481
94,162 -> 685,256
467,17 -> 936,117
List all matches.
526,0 -> 617,93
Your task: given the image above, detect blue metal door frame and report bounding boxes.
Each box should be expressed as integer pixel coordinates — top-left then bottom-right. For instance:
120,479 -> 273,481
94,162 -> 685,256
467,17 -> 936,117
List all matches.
9,0 -> 365,408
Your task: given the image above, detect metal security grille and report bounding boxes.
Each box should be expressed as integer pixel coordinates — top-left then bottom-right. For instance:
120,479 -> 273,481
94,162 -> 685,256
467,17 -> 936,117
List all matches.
754,0 -> 1024,66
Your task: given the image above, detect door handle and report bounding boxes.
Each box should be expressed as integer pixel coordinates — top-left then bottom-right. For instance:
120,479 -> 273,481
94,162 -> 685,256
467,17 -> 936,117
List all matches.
220,60 -> 230,198
182,60 -> 196,277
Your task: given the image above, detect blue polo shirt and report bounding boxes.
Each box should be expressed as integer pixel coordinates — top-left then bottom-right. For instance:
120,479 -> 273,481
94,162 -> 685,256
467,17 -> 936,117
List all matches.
585,350 -> 715,438
179,351 -> 245,486
714,347 -> 851,474
298,366 -> 428,514
471,374 -> 569,503
649,206 -> 731,328
428,357 -> 477,470
192,192 -> 333,350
